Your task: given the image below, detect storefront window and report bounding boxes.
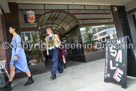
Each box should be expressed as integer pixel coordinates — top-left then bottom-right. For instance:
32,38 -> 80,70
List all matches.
21,31 -> 42,66
21,31 -> 40,43
80,25 -> 117,54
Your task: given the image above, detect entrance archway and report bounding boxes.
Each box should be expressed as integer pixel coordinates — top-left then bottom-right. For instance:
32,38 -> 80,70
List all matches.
37,10 -> 85,62
37,10 -> 79,37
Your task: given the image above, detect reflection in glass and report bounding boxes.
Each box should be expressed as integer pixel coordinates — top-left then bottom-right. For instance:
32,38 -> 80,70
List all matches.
80,25 -> 117,54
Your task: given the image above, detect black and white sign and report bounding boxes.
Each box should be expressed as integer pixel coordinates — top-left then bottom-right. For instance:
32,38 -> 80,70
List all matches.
104,36 -> 136,88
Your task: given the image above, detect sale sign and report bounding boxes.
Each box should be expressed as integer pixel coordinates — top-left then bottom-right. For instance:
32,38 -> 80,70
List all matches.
104,37 -> 128,88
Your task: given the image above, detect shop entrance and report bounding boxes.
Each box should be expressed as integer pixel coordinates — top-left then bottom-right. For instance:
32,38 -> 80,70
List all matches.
14,4 -> 118,78
37,10 -> 85,63
15,10 -> 85,79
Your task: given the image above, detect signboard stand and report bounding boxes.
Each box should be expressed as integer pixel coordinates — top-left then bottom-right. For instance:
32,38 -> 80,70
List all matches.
104,36 -> 136,88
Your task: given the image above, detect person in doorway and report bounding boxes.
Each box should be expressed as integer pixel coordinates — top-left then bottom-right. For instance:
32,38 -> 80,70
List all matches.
45,28 -> 63,80
58,39 -> 67,69
0,25 -> 34,90
43,49 -> 51,67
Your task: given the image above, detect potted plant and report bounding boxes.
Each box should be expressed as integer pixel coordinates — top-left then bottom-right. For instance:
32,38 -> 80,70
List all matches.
84,27 -> 95,52
31,32 -> 41,64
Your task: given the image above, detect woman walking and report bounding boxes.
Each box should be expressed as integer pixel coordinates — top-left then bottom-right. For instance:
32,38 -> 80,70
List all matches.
45,28 -> 63,80
1,25 -> 34,90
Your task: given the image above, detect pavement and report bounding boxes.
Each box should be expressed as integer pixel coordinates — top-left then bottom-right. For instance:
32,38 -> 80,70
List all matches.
1,58 -> 136,91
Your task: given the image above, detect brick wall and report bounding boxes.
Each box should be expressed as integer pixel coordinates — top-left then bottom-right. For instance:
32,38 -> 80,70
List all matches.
0,15 -> 6,61
0,15 -> 10,69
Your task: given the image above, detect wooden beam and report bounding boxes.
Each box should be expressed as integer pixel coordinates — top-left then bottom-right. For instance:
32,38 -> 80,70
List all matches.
72,13 -> 111,15
18,9 -> 111,11
78,18 -> 112,20
79,22 -> 114,27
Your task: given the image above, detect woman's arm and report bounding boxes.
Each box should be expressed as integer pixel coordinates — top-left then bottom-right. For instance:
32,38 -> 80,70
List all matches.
14,35 -> 21,56
14,35 -> 21,61
55,34 -> 60,44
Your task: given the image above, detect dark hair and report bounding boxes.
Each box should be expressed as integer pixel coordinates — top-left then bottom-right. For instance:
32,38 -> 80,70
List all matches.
9,25 -> 18,33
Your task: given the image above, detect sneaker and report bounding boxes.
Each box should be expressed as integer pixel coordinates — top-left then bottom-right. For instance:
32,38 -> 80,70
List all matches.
50,76 -> 56,80
64,63 -> 67,69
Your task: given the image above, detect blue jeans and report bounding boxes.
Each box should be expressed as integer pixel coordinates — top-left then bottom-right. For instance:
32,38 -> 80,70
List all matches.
49,48 -> 63,77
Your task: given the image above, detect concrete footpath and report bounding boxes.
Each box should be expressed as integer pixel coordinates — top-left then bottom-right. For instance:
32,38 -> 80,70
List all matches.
1,59 -> 136,91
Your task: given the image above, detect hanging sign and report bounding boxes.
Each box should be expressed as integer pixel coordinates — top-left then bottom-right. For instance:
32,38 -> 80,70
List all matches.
27,10 -> 35,23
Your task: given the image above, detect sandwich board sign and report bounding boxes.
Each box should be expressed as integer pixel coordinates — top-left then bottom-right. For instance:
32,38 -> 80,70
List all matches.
104,36 -> 136,88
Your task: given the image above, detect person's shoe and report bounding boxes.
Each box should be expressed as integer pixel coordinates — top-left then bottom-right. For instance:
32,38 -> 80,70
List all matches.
24,76 -> 34,86
50,76 -> 56,80
0,81 -> 12,91
64,63 -> 67,69
58,71 -> 63,74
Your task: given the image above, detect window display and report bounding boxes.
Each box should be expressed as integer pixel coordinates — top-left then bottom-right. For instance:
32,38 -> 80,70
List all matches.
80,25 -> 117,54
